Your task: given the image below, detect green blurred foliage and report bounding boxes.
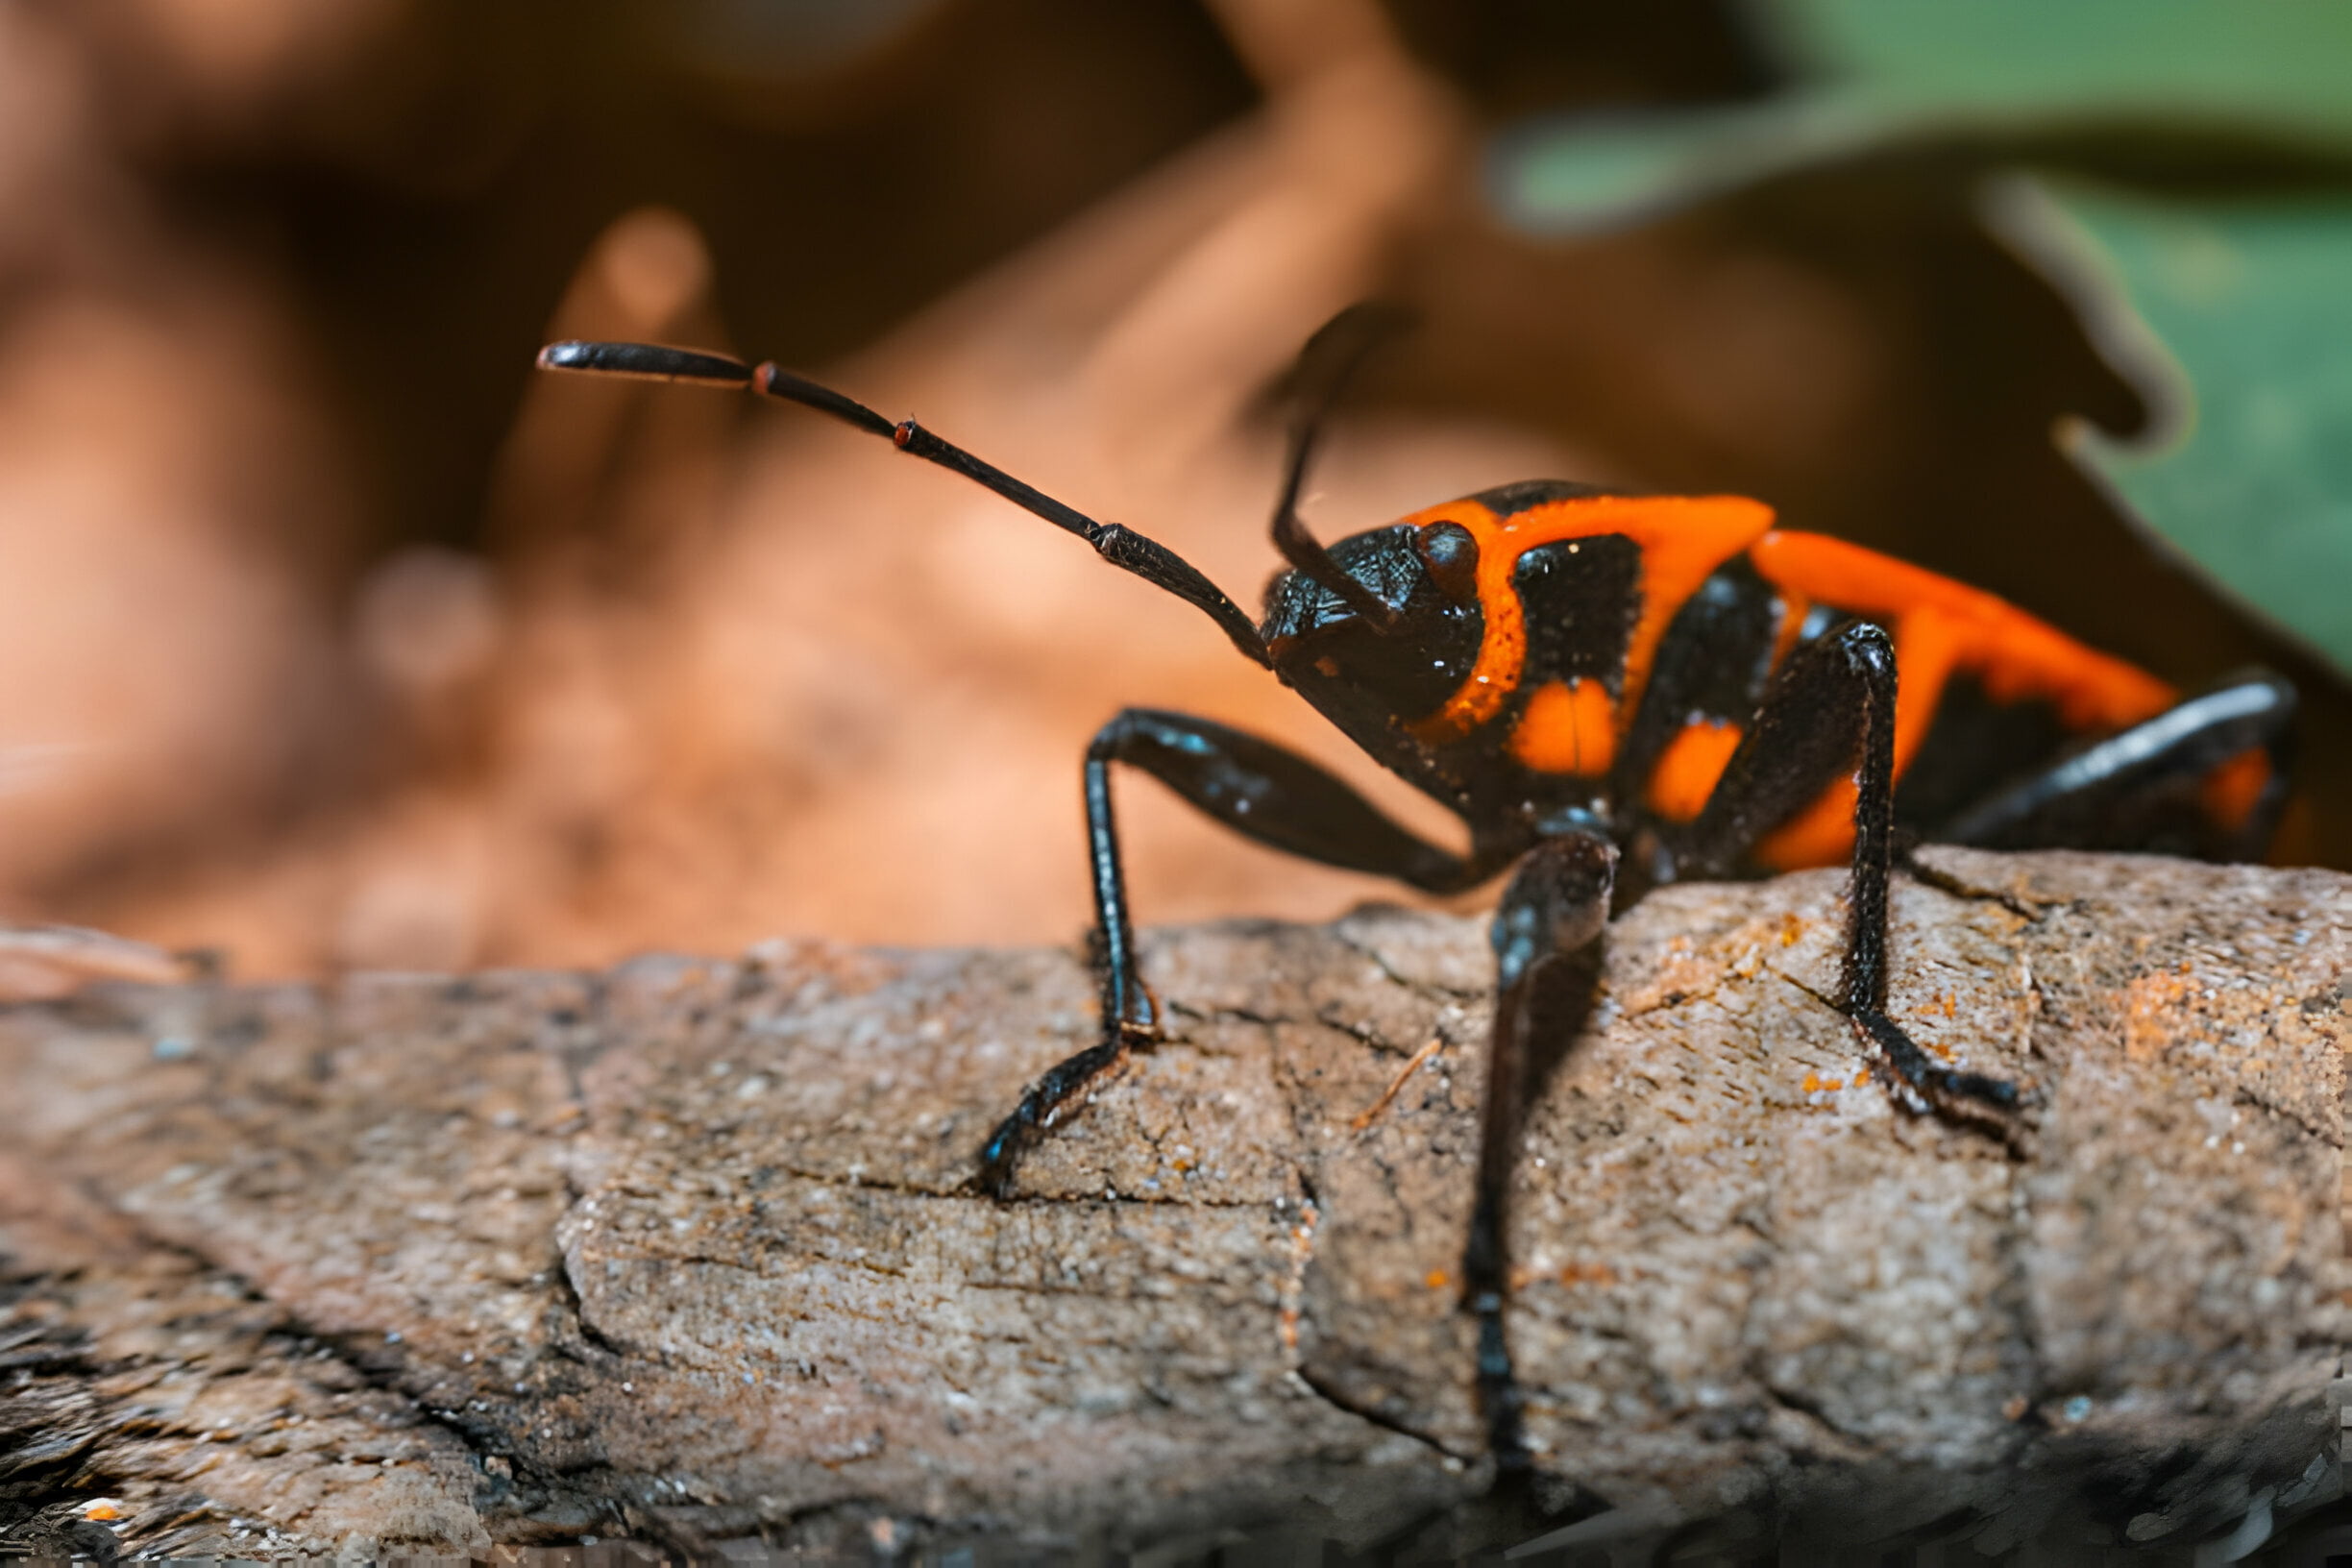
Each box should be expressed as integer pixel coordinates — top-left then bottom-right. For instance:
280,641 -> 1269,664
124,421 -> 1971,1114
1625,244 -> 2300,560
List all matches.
1775,0 -> 2352,134
1501,0 -> 2352,228
1493,0 -> 2352,678
2020,185 -> 2352,679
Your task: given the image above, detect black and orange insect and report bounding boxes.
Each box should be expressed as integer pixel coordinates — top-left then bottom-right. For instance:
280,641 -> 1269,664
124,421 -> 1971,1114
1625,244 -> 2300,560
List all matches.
537,308 -> 2295,1482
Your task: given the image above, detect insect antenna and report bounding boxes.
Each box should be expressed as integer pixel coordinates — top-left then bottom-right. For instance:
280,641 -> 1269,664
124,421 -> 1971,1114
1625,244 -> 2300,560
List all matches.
1266,304 -> 1415,634
535,340 -> 754,387
536,339 -> 1271,664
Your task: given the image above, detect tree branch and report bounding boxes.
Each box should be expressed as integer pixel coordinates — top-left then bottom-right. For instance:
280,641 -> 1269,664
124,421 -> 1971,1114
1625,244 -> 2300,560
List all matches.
0,850 -> 2341,1559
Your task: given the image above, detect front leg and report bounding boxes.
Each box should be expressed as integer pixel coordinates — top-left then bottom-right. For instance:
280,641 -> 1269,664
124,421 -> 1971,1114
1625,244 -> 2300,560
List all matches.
1465,832 -> 1615,1482
975,708 -> 1496,1196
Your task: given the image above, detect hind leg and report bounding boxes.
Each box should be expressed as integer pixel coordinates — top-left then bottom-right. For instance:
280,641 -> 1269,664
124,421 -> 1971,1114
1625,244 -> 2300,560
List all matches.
1936,670 -> 2295,861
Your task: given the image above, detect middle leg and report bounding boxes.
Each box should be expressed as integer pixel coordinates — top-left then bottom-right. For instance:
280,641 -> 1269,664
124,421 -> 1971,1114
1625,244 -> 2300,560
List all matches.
1677,622 -> 2021,1118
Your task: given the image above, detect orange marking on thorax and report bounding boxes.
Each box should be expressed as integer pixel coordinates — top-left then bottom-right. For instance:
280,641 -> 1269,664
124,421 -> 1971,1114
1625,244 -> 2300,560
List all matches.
1646,720 -> 1744,821
1509,677 -> 1618,774
1746,530 -> 2179,869
1404,494 -> 1775,747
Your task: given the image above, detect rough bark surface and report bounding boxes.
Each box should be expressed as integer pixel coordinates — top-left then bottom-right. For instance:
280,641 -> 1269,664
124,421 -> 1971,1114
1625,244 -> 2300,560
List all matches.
0,850 -> 2342,1560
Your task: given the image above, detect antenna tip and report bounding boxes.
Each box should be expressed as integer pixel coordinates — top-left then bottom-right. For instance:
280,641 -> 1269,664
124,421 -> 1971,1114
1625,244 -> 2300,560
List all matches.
530,340 -> 754,385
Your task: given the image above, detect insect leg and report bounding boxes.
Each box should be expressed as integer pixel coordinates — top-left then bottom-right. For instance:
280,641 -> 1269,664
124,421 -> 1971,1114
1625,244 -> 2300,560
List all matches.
536,340 -> 1271,665
1935,670 -> 2295,861
1468,832 -> 1615,1481
1678,623 -> 2021,1118
974,709 -> 1499,1197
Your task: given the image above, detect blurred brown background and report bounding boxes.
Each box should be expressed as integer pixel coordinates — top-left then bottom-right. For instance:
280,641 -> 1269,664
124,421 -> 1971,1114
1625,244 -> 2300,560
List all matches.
0,0 -> 2338,979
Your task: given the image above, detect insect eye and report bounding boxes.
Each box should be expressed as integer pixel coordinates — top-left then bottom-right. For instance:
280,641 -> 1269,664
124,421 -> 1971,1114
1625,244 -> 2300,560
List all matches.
1416,521 -> 1479,605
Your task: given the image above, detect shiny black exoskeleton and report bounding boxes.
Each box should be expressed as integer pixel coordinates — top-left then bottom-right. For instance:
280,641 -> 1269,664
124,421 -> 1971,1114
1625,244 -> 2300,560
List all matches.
537,309 -> 2294,1486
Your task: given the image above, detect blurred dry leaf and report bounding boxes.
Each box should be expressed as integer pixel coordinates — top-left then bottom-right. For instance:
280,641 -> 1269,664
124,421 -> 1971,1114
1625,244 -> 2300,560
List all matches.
0,0 -> 2339,981
0,925 -> 192,1001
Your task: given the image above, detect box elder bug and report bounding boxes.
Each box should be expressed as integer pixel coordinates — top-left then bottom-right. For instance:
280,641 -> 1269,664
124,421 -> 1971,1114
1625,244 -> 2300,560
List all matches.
537,306 -> 2295,1482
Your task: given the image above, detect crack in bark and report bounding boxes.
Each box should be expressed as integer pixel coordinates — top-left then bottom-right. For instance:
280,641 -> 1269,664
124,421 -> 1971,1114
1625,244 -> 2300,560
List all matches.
2225,1084 -> 2338,1152
1331,926 -> 1488,1003
1899,851 -> 2062,922
1752,1377 -> 1877,1458
1291,1364 -> 1461,1462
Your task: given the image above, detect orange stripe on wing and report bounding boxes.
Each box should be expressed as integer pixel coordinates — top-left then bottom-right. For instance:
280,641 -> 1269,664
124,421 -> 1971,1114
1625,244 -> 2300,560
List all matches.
1749,531 -> 2174,730
1746,530 -> 2177,870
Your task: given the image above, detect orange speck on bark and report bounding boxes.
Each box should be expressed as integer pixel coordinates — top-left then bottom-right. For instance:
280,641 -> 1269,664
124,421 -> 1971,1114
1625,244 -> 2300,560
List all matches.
2123,968 -> 2199,1062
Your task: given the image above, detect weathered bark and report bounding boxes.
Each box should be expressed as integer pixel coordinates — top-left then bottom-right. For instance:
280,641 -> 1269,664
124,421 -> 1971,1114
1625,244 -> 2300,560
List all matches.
0,850 -> 2341,1560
